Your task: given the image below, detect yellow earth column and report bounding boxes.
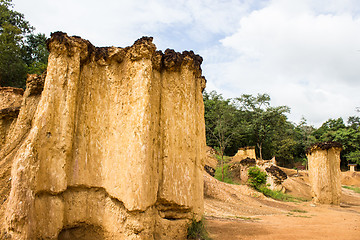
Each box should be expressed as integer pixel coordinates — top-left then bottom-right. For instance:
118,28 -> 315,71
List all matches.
307,142 -> 342,205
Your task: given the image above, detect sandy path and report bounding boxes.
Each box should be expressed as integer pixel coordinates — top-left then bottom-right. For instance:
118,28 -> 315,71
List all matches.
204,171 -> 360,240
206,202 -> 360,240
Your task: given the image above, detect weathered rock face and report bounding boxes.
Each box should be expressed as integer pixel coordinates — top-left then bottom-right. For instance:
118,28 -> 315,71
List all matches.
228,158 -> 256,184
0,73 -> 44,227
265,165 -> 287,191
204,146 -> 218,176
0,87 -> 24,150
307,142 -> 342,205
1,32 -> 206,239
205,146 -> 218,169
232,146 -> 256,162
0,87 -> 24,110
229,157 -> 287,190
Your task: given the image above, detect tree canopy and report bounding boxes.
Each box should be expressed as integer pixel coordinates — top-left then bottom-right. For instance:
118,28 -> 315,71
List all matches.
203,90 -> 360,168
0,0 -> 48,88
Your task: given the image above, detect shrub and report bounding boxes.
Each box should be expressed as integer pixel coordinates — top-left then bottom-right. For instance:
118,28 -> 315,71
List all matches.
247,166 -> 307,202
247,166 -> 267,190
187,217 -> 212,240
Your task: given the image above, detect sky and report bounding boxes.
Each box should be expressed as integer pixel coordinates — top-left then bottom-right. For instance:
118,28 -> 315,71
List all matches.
12,0 -> 360,127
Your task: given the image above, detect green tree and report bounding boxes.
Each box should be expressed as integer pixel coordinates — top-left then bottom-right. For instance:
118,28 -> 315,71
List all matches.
203,90 -> 239,181
0,0 -> 48,88
234,94 -> 290,159
346,150 -> 360,165
348,116 -> 360,130
296,117 -> 316,149
23,33 -> 49,74
0,0 -> 32,87
312,117 -> 360,167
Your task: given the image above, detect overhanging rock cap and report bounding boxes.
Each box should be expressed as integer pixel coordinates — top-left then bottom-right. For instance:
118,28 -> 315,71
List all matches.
306,141 -> 343,154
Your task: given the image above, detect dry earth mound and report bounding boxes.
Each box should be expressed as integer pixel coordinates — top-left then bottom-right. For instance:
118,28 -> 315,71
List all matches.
205,169 -> 360,240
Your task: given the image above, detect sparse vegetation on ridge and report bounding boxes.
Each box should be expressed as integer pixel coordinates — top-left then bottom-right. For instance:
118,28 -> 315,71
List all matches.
187,217 -> 212,240
258,186 -> 307,202
247,166 -> 307,202
342,185 -> 360,194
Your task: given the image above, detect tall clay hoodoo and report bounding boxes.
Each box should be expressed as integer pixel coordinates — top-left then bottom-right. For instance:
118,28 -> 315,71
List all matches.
307,142 -> 342,205
0,32 -> 206,240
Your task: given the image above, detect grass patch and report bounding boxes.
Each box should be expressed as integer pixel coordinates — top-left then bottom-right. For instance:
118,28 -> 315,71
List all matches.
187,217 -> 212,240
293,215 -> 311,218
214,164 -> 234,184
342,185 -> 360,194
290,209 -> 308,213
215,154 -> 232,163
234,216 -> 261,221
287,212 -> 311,218
258,186 -> 307,202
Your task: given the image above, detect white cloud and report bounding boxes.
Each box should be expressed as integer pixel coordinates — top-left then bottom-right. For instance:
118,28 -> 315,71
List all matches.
13,0 -> 250,48
11,0 -> 360,126
206,0 -> 360,126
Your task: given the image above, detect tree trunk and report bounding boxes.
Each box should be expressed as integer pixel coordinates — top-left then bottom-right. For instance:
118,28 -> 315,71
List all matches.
257,143 -> 262,160
221,153 -> 224,181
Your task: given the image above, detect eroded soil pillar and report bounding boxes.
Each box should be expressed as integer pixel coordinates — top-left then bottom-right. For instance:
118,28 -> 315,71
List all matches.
307,142 -> 342,205
1,32 -> 206,240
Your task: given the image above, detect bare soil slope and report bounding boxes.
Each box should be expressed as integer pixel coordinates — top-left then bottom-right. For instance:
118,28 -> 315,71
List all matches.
204,170 -> 360,240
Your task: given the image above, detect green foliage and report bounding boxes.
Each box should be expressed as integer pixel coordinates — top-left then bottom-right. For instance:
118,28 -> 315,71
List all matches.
204,91 -> 295,162
342,185 -> 360,194
203,91 -> 241,156
0,0 -> 48,88
345,150 -> 360,164
257,186 -> 306,202
214,164 -> 234,184
214,153 -> 231,163
203,89 -> 360,168
23,33 -> 49,74
0,0 -> 31,87
247,166 -> 307,202
247,166 -> 267,190
187,217 -> 212,240
312,117 -> 360,167
234,93 -> 290,160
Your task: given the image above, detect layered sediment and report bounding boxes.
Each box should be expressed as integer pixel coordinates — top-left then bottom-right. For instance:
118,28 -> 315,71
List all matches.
0,87 -> 24,150
1,32 -> 206,239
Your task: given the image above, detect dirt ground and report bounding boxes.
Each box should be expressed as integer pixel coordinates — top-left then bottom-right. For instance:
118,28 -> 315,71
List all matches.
204,171 -> 360,240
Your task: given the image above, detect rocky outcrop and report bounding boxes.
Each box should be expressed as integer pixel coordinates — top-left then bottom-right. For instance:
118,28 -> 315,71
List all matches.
231,146 -> 256,162
1,32 -> 206,239
204,146 -> 218,176
228,158 -> 256,184
204,165 -> 215,177
0,73 -> 45,229
0,87 -> 24,150
307,142 -> 342,205
205,146 -> 218,169
229,157 -> 287,190
257,159 -> 287,191
265,165 -> 287,191
0,87 -> 24,110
